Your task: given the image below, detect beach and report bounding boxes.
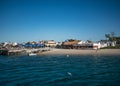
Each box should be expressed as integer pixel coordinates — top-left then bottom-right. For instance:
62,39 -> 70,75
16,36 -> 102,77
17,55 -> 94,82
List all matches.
38,49 -> 120,56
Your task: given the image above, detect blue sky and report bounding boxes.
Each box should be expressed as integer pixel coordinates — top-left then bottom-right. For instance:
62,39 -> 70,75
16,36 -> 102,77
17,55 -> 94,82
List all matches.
0,0 -> 120,42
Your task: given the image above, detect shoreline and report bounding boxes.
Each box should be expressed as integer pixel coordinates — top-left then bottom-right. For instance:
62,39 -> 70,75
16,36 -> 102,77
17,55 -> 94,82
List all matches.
38,49 -> 120,56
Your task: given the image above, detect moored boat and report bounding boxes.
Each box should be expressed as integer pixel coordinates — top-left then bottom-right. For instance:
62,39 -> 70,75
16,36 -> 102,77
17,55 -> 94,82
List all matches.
28,53 -> 37,56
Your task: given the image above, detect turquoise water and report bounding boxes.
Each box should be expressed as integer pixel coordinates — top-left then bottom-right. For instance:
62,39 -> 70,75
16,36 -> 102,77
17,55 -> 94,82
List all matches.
0,55 -> 120,86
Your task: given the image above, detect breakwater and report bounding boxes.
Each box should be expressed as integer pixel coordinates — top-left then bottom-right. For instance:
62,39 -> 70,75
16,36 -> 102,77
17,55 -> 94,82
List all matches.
0,49 -> 26,56
0,48 -> 50,56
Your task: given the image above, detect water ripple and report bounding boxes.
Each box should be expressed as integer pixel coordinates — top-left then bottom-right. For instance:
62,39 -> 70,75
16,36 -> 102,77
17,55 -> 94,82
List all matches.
0,55 -> 120,86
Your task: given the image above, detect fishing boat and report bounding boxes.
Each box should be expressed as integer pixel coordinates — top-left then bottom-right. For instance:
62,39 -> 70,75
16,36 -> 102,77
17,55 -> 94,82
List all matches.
28,53 -> 37,56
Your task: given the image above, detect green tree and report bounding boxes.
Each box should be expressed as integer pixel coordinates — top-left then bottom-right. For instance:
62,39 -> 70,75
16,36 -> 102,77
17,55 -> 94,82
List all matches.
105,34 -> 110,41
115,37 -> 120,44
111,32 -> 116,42
68,39 -> 75,42
105,32 -> 116,42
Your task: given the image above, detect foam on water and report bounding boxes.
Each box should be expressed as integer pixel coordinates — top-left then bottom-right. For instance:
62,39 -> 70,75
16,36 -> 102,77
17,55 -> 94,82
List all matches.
67,72 -> 72,76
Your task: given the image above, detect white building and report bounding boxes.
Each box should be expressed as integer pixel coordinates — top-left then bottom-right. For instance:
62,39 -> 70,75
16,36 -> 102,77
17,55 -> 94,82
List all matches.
93,43 -> 101,49
76,41 -> 101,49
45,40 -> 56,47
3,42 -> 8,47
78,41 -> 86,44
12,42 -> 18,46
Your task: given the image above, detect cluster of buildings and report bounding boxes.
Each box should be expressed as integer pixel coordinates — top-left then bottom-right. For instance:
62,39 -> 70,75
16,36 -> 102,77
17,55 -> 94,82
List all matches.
0,40 -> 56,56
0,39 -> 117,50
62,39 -> 117,49
62,40 -> 99,49
0,40 -> 56,50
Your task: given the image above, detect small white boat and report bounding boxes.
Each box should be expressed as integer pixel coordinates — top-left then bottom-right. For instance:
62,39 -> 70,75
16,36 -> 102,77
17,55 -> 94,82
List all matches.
28,53 -> 37,56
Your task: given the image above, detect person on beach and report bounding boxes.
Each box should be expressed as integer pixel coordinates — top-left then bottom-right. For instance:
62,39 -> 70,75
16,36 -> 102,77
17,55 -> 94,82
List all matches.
96,48 -> 98,53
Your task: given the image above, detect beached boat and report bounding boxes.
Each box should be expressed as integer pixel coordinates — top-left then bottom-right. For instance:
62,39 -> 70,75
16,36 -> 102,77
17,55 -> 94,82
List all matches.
28,53 -> 37,56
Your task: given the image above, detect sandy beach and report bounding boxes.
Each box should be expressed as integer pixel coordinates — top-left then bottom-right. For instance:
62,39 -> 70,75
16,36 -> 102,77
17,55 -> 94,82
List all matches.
38,49 -> 120,56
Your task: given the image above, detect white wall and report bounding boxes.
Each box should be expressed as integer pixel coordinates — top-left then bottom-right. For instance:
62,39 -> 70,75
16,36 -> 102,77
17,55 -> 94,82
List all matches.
93,43 -> 101,49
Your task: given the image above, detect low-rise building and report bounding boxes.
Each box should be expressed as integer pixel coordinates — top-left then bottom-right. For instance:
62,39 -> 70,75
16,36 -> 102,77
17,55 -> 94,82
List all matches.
62,40 -> 79,49
74,42 -> 101,50
45,40 -> 56,48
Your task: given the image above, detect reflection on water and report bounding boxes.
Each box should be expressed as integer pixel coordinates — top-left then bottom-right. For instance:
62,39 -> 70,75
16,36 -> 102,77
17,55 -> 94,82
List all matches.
0,55 -> 120,86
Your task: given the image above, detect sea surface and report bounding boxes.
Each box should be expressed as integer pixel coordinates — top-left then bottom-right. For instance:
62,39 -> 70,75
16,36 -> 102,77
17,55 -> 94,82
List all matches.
0,55 -> 120,86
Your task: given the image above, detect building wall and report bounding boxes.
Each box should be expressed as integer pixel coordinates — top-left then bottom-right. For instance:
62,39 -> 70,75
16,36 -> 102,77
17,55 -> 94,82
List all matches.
46,43 -> 56,47
93,43 -> 101,49
100,43 -> 108,48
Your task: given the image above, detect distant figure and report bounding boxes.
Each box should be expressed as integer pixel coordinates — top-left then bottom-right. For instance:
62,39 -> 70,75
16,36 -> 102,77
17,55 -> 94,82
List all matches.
96,48 -> 98,53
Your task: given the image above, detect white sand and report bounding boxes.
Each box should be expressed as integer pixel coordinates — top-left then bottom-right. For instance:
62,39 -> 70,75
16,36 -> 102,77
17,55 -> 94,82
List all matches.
38,49 -> 120,56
